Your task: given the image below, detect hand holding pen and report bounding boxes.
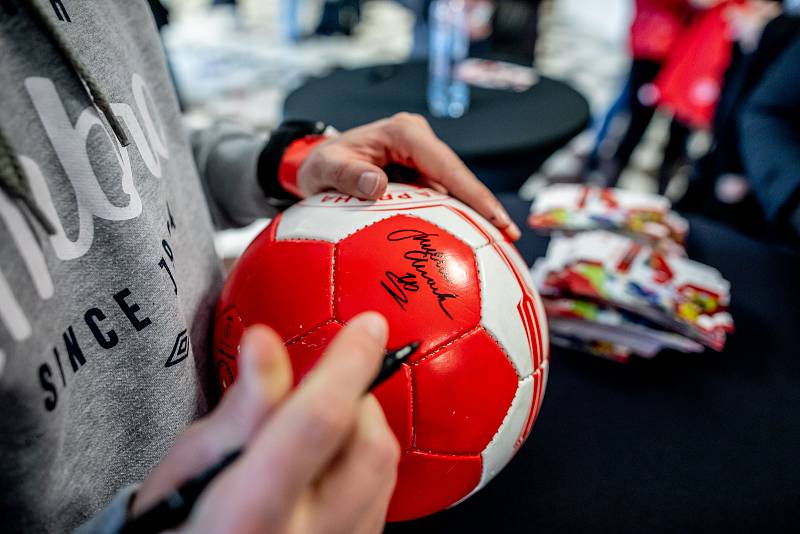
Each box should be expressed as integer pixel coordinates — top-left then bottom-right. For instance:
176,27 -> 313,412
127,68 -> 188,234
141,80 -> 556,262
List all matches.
125,312 -> 414,534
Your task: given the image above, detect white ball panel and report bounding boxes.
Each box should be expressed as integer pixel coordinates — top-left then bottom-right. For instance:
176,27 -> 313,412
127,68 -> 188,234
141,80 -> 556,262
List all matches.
275,205 -> 394,242
440,198 -> 506,243
402,206 -> 490,249
527,360 -> 548,440
297,183 -> 451,211
498,241 -> 550,364
499,241 -> 535,290
477,245 -> 534,378
539,359 -> 550,405
455,374 -> 535,504
533,289 -> 550,364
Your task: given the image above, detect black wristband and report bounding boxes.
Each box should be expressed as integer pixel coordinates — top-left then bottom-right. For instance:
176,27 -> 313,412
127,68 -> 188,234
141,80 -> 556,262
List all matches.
257,120 -> 327,205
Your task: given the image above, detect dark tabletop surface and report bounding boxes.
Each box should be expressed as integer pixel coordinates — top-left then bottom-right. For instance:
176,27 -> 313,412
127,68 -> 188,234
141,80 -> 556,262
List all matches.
283,61 -> 590,161
387,193 -> 800,533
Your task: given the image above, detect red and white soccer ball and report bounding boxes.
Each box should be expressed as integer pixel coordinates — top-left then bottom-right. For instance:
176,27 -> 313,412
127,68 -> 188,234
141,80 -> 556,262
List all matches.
213,183 -> 549,521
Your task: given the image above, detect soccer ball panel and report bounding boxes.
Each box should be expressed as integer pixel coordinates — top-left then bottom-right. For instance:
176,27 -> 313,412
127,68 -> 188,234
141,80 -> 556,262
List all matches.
285,321 -> 342,387
497,241 -> 550,368
388,450 -> 482,522
276,204 -> 395,242
521,361 -> 549,443
218,216 -> 284,310
372,363 -> 414,451
236,239 -> 335,342
476,245 -> 534,377
297,184 -> 451,210
440,198 -> 506,244
499,241 -> 535,290
335,215 -> 481,356
413,328 -> 518,454
398,205 -> 491,249
460,373 -> 535,502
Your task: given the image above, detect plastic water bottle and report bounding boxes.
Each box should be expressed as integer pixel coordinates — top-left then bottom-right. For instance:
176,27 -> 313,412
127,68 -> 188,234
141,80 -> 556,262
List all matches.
427,0 -> 470,118
281,0 -> 301,42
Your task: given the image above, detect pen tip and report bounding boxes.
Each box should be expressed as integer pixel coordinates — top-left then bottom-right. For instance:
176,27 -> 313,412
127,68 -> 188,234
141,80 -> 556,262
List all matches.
395,341 -> 420,360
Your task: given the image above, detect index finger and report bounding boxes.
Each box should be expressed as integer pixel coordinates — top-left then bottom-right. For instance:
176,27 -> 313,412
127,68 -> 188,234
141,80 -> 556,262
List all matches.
200,312 -> 389,526
387,114 -> 521,241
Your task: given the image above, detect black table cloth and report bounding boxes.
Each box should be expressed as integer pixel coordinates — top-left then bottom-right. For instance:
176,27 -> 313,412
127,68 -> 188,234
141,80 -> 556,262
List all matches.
283,62 -> 590,191
387,193 -> 800,533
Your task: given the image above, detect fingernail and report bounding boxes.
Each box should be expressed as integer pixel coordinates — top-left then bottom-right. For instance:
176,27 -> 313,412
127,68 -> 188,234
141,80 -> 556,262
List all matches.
241,334 -> 267,381
352,312 -> 388,343
358,172 -> 381,197
491,207 -> 521,241
493,206 -> 512,227
506,222 -> 522,241
241,329 -> 289,402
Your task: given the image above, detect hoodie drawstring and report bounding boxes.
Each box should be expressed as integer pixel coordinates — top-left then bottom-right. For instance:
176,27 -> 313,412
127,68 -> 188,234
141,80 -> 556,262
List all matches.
0,129 -> 56,234
22,0 -> 130,148
0,0 -> 132,235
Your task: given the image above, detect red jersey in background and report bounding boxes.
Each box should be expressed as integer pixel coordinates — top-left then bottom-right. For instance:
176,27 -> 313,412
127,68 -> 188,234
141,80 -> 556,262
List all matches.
630,0 -> 693,60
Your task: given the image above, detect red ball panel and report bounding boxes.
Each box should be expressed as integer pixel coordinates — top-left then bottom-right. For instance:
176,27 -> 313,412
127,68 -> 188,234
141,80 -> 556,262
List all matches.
413,328 -> 519,454
236,238 -> 335,342
219,215 -> 282,311
335,215 -> 481,357
285,321 -> 342,387
372,363 -> 413,451
388,450 -> 482,522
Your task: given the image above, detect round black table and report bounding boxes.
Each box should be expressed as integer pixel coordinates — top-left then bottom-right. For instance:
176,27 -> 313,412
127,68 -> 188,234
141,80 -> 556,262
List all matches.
284,62 -> 590,191
387,194 -> 800,533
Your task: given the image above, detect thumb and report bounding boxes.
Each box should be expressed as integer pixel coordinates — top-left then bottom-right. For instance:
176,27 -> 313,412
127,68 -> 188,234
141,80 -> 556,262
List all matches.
131,326 -> 292,515
323,159 -> 389,199
212,325 -> 293,436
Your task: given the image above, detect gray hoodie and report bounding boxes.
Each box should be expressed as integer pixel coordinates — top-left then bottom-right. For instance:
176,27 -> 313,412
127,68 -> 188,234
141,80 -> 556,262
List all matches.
0,1 -> 279,531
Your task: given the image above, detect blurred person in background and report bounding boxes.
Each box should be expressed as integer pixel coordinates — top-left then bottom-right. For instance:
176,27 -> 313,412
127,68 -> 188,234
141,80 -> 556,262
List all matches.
587,0 -> 725,193
0,1 -> 519,532
678,0 -> 797,236
739,31 -> 800,241
477,0 -> 542,63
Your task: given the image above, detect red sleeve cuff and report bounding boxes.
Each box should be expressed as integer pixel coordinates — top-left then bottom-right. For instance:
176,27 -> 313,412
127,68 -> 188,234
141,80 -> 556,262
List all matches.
278,135 -> 326,198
